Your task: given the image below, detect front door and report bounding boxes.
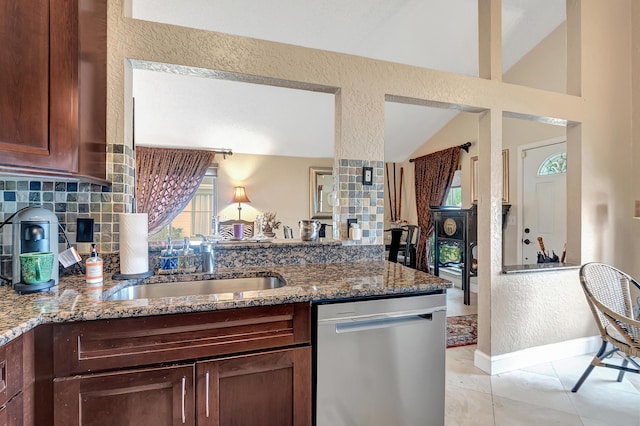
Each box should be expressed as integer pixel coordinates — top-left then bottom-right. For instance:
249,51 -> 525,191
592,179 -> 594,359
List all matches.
521,142 -> 567,264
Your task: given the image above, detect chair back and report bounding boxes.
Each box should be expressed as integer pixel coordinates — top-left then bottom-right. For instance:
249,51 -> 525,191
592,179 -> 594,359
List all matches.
387,228 -> 405,263
283,225 -> 294,239
219,220 -> 254,239
579,262 -> 640,355
405,225 -> 420,246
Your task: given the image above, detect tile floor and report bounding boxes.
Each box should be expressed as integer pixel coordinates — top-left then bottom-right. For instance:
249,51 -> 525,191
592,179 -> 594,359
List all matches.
445,287 -> 640,425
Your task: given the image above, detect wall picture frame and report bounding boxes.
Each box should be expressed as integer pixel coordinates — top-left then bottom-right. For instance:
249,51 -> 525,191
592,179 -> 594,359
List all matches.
470,149 -> 509,203
362,166 -> 373,186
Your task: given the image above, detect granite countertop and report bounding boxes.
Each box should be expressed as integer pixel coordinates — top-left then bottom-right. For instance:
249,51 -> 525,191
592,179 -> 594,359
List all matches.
0,261 -> 451,347
502,263 -> 580,274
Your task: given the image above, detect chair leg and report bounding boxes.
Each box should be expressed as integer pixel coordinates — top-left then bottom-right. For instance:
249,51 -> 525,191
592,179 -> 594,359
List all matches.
617,358 -> 629,382
572,340 -> 608,392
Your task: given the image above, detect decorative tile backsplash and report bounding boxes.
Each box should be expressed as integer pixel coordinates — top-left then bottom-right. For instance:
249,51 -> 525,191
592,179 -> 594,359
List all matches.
0,178 -> 111,251
0,143 -> 134,259
0,153 -> 384,280
336,159 -> 384,245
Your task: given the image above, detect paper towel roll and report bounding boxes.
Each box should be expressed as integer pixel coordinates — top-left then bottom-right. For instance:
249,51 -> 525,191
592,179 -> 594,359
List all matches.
119,213 -> 149,275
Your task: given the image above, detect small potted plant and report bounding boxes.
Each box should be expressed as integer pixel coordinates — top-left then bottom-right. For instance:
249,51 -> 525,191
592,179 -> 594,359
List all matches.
262,211 -> 281,237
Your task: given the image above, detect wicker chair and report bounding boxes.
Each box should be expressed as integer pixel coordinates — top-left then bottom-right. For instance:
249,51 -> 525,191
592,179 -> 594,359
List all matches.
572,262 -> 640,392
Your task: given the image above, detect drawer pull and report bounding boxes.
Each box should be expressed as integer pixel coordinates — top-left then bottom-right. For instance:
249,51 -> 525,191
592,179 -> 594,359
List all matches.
205,371 -> 210,417
0,360 -> 5,393
181,376 -> 186,424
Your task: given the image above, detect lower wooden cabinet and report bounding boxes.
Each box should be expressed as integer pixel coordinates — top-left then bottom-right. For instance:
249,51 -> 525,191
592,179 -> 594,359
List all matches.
0,329 -> 33,426
197,347 -> 311,426
0,393 -> 24,426
53,365 -> 196,426
52,347 -> 311,426
48,304 -> 312,425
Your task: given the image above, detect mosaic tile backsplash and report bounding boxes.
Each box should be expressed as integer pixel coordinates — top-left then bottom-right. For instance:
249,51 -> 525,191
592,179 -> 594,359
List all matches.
0,177 -> 115,279
0,155 -> 385,281
336,159 -> 384,245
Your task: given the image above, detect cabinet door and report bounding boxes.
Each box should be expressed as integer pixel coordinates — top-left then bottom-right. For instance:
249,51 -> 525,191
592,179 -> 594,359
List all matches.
0,0 -> 107,180
197,347 -> 311,426
0,334 -> 23,409
0,392 -> 24,426
53,364 -> 195,426
0,0 -> 78,173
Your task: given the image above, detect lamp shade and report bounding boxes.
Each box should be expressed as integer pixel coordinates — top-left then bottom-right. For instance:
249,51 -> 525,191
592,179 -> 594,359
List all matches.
232,186 -> 251,203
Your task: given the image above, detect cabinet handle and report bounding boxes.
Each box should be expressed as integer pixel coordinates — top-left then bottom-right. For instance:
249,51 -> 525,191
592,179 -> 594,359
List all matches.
181,376 -> 186,424
205,371 -> 210,417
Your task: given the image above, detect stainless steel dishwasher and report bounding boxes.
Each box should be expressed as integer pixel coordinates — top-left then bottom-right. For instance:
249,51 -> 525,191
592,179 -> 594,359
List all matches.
315,293 -> 446,426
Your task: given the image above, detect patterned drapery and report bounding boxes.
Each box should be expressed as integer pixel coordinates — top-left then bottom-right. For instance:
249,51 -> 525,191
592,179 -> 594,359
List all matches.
135,146 -> 216,234
414,147 -> 461,272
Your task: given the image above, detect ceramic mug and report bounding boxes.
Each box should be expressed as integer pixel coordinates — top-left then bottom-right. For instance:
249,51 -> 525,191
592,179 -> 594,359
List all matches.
19,252 -> 55,284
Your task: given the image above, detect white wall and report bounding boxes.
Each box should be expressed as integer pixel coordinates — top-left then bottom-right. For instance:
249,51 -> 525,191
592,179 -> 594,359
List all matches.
388,2 -> 632,359
217,153 -> 333,238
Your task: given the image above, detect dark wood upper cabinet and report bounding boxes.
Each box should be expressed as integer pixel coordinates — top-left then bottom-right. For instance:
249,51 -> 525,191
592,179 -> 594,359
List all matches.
0,0 -> 107,182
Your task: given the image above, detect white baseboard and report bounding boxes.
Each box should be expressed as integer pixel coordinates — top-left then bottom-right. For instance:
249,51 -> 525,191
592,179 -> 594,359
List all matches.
440,269 -> 478,294
473,336 -> 601,375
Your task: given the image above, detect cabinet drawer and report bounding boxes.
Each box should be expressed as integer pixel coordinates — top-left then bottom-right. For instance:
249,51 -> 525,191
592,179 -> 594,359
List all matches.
53,303 -> 310,376
0,336 -> 23,408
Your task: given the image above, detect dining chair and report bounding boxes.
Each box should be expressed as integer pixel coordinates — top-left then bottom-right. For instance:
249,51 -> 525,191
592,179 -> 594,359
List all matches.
386,228 -> 405,263
571,262 -> 640,392
218,220 -> 254,239
398,225 -> 420,268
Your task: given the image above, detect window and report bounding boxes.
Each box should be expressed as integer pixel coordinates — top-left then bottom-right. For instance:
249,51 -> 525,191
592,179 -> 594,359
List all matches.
443,170 -> 462,207
538,152 -> 567,176
149,166 -> 218,242
443,187 -> 462,207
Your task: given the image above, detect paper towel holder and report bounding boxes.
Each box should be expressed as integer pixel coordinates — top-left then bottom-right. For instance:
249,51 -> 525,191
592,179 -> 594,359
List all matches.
113,270 -> 154,280
112,213 -> 154,281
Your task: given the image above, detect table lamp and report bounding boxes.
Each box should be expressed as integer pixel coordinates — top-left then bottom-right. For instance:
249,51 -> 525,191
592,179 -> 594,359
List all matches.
232,186 -> 251,220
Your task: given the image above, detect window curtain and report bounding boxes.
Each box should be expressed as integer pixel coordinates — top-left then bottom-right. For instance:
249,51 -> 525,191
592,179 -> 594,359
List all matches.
193,192 -> 213,234
414,146 -> 461,272
136,146 -> 216,234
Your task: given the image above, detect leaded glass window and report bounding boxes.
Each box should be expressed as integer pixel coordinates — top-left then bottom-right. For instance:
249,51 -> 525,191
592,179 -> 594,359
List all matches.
538,152 -> 567,176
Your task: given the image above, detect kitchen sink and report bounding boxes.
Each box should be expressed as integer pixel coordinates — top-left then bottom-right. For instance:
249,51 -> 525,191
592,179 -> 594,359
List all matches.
105,276 -> 285,301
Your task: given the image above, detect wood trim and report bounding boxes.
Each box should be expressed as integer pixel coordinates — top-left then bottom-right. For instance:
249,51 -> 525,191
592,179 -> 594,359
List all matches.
33,324 -> 54,425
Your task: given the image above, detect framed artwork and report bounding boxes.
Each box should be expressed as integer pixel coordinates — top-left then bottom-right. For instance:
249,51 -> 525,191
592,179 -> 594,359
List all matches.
362,166 -> 373,185
470,149 -> 509,203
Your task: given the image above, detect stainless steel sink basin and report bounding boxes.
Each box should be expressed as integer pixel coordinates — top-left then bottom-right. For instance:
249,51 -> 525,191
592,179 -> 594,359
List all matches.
105,276 -> 285,301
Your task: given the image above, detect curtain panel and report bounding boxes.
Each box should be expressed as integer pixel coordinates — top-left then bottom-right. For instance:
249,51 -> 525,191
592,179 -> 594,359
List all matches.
135,146 -> 216,234
414,147 -> 461,272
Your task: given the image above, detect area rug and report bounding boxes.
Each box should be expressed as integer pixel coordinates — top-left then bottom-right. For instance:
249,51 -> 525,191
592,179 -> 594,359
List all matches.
446,314 -> 478,348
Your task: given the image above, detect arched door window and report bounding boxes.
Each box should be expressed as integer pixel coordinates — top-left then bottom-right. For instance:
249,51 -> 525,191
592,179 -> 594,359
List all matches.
537,152 -> 567,176
538,152 -> 567,176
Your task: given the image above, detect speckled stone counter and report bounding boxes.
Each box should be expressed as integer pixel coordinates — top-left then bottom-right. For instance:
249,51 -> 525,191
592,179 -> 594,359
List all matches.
502,263 -> 580,274
0,260 -> 451,347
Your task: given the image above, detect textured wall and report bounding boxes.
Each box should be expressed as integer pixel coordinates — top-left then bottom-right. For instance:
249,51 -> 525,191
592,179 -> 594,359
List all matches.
104,0 -> 634,361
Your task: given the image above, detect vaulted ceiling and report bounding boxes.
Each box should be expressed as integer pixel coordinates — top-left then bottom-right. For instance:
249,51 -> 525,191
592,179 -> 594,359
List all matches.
131,0 -> 566,162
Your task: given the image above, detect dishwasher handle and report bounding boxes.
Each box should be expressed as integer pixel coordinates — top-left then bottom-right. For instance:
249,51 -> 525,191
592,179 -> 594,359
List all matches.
333,311 -> 440,334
